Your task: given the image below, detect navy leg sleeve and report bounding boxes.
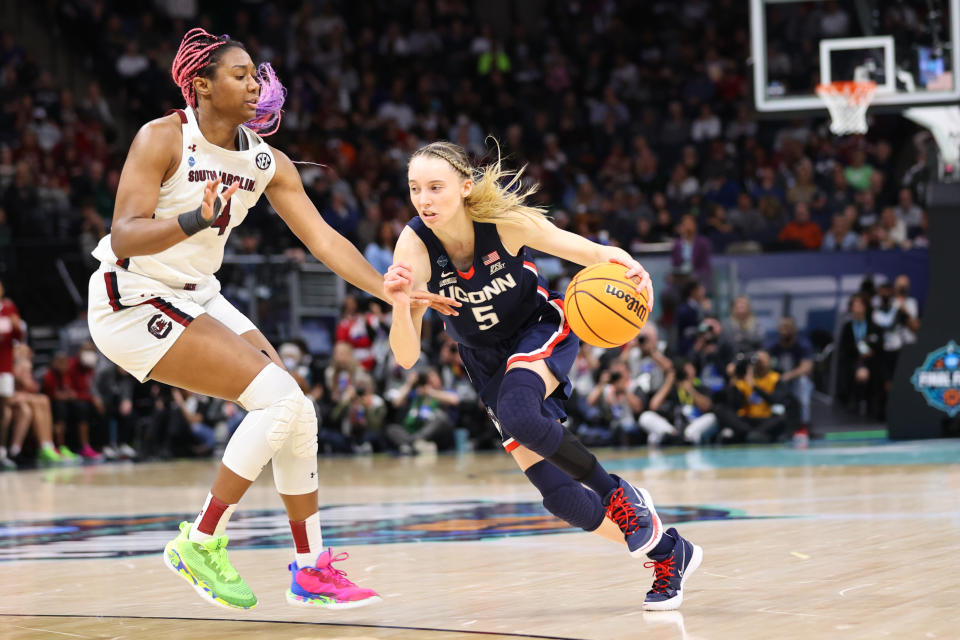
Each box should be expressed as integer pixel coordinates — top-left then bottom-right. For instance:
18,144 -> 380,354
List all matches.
496,369 -> 564,457
524,460 -> 605,531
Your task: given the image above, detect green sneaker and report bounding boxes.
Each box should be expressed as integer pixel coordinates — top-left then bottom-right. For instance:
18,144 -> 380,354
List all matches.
58,445 -> 79,462
163,521 -> 257,610
38,446 -> 62,465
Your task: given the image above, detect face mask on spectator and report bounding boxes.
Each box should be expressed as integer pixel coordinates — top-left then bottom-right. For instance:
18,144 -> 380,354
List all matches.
283,357 -> 299,370
80,350 -> 98,368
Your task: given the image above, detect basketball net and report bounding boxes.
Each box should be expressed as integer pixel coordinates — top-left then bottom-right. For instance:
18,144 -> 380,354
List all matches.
815,81 -> 877,135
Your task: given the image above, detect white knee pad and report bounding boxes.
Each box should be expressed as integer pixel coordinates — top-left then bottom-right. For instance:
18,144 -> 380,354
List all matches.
221,363 -> 305,482
272,396 -> 319,495
291,395 -> 319,458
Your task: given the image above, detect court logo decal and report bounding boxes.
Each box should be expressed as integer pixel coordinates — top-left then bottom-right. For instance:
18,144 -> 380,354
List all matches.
911,340 -> 960,416
0,500 -> 774,562
147,314 -> 172,339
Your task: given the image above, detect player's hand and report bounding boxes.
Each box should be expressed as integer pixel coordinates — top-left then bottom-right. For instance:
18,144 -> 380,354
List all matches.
609,255 -> 655,313
384,262 -> 414,307
384,262 -> 461,316
410,290 -> 460,316
200,178 -> 240,225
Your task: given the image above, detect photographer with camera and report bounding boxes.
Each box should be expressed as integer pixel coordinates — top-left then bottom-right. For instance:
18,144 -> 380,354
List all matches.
690,318 -> 733,399
715,351 -> 792,443
330,371 -> 387,454
584,362 -> 644,446
622,325 -> 671,398
385,369 -> 457,455
638,359 -> 717,446
871,277 -> 920,418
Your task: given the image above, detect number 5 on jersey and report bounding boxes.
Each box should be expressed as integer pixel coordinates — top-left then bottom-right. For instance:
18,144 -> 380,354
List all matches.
473,304 -> 500,330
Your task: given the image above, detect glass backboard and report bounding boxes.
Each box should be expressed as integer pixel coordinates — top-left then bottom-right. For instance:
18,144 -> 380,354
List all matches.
751,0 -> 960,113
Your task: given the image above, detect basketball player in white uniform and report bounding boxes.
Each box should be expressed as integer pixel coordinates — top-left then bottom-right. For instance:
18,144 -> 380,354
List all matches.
87,28 -> 457,611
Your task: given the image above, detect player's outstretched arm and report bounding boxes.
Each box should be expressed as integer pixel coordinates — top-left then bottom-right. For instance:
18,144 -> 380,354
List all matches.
265,149 -> 460,315
498,214 -> 654,309
387,227 -> 430,369
110,114 -> 233,259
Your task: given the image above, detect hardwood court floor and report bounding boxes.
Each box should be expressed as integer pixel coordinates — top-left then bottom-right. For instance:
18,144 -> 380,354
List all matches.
1,439 -> 959,640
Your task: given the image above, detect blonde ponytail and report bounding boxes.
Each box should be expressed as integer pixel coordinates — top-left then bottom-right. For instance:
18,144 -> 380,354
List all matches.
411,139 -> 548,225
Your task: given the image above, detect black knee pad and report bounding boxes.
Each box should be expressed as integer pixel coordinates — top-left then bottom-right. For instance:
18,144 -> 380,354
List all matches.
548,428 -> 599,482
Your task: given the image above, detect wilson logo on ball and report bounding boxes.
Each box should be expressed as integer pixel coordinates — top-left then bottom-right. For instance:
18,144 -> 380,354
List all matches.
604,284 -> 648,322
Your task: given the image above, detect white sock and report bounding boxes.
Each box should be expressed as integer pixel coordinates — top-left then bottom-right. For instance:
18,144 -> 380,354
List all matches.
292,511 -> 324,568
188,492 -> 237,542
215,504 -> 237,537
0,446 -> 7,459
41,441 -> 55,450
8,444 -> 20,457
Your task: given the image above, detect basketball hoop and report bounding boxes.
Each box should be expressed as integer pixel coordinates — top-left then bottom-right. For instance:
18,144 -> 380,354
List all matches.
815,81 -> 878,135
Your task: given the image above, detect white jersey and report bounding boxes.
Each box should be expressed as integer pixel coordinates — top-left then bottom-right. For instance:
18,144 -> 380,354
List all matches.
92,106 -> 278,286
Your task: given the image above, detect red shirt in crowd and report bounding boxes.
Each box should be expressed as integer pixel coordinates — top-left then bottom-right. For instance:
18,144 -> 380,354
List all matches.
778,221 -> 824,250
65,358 -> 96,401
42,367 -> 71,400
0,299 -> 23,374
335,313 -> 379,371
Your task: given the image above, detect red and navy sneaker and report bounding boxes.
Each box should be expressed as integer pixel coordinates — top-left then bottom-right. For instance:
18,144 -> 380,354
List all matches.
642,527 -> 703,611
604,475 -> 663,557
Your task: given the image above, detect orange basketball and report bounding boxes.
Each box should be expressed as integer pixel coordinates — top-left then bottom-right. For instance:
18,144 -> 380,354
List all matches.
564,262 -> 651,348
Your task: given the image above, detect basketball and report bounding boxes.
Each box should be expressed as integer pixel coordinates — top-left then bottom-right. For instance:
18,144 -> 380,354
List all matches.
564,262 -> 651,348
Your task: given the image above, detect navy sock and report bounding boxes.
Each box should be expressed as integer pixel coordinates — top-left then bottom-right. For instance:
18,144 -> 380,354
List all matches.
582,459 -> 619,499
647,529 -> 677,561
524,460 -> 605,531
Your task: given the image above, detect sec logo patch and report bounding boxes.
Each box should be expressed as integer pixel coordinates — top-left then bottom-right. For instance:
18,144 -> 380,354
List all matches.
256,152 -> 271,170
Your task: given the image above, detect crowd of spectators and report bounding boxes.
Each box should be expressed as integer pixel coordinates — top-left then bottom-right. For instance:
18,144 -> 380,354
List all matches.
0,1 -> 934,466
2,0 -> 936,268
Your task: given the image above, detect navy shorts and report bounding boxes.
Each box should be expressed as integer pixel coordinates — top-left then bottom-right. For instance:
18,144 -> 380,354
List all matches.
458,297 -> 579,452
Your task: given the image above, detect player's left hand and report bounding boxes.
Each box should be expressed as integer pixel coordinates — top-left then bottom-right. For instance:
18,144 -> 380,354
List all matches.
410,290 -> 461,316
385,262 -> 461,316
609,256 -> 655,312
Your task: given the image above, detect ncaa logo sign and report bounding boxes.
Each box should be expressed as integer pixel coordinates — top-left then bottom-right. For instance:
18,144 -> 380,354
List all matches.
255,152 -> 271,170
911,341 -> 960,417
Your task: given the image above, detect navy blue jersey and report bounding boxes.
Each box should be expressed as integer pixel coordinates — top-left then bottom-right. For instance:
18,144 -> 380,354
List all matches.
408,216 -> 578,445
409,216 -> 554,349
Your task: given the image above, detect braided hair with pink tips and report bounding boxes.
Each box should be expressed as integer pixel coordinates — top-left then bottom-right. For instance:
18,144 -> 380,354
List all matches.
170,27 -> 286,136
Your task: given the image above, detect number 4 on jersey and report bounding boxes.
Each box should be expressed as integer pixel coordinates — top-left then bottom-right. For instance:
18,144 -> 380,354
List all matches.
212,197 -> 232,235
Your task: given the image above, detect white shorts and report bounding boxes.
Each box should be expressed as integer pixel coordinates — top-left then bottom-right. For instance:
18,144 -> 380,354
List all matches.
0,372 -> 13,398
87,263 -> 257,382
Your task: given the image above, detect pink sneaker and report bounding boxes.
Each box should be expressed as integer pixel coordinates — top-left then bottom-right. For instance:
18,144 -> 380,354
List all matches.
285,548 -> 381,609
79,444 -> 102,460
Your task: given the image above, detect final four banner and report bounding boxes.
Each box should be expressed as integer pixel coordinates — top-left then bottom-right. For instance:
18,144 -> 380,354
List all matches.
911,341 -> 960,417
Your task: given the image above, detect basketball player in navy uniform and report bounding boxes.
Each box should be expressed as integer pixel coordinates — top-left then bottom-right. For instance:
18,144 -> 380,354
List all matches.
386,141 -> 702,610
86,28 -> 456,611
